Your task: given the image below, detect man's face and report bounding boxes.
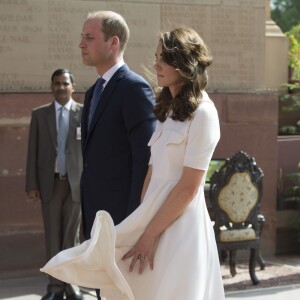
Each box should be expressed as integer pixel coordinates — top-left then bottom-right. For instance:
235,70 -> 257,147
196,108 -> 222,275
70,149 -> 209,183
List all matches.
79,18 -> 113,72
51,73 -> 75,105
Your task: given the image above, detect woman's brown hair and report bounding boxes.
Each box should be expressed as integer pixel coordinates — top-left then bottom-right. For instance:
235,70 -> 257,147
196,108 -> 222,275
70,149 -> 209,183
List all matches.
154,27 -> 212,122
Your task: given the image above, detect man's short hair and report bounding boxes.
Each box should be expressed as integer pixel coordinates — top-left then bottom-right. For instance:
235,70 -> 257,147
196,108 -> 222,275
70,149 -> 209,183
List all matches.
86,11 -> 130,52
51,69 -> 75,84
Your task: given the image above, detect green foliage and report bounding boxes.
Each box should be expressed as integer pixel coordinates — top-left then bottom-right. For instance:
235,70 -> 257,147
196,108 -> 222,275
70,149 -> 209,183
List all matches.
279,91 -> 300,112
206,160 -> 225,183
288,24 -> 300,41
286,33 -> 300,79
278,87 -> 300,135
282,82 -> 300,92
285,172 -> 300,186
271,0 -> 300,32
283,186 -> 300,197
279,125 -> 299,135
289,216 -> 300,237
281,162 -> 300,213
278,29 -> 300,135
285,25 -> 300,81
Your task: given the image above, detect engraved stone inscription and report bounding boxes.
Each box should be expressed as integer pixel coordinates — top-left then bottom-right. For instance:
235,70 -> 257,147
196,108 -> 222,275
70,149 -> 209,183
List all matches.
161,4 -> 265,90
119,0 -> 220,4
105,2 -> 160,80
0,0 -> 159,92
0,0 -> 265,91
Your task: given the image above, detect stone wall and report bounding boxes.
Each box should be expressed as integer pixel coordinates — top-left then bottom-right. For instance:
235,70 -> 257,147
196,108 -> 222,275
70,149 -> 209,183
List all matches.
0,0 -> 265,92
0,0 -> 280,275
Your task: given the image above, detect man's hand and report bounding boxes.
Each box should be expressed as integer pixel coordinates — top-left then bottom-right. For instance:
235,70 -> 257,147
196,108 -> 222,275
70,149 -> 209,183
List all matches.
27,189 -> 40,202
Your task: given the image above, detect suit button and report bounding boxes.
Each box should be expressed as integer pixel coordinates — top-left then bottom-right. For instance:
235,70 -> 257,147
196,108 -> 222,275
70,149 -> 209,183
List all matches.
84,163 -> 88,168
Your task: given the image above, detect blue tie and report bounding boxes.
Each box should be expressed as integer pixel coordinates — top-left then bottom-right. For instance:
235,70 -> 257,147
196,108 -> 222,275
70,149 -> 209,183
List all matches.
57,107 -> 68,176
88,77 -> 106,129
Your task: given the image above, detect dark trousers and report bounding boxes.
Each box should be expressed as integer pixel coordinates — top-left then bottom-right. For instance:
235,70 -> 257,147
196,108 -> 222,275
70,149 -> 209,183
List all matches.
41,177 -> 81,295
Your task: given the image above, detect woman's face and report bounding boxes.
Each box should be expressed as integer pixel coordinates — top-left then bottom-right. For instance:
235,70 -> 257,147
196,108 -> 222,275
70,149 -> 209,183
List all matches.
154,43 -> 184,98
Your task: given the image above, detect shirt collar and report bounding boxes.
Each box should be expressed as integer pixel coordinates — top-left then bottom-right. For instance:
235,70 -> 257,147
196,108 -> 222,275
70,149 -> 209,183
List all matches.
101,60 -> 125,86
55,98 -> 73,111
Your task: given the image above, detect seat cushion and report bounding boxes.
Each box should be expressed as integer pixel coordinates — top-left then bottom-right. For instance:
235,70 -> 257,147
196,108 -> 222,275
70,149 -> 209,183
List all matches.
220,227 -> 256,242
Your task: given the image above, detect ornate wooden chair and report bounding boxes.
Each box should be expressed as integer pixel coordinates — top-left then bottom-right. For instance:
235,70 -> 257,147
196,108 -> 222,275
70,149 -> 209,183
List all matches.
210,151 -> 265,285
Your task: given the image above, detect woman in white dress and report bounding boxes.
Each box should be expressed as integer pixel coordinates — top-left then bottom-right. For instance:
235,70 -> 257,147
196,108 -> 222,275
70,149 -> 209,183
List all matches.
41,27 -> 225,300
120,26 -> 225,300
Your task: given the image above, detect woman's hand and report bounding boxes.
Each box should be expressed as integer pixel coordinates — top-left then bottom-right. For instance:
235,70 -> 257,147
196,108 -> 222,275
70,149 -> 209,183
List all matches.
122,232 -> 157,274
122,167 -> 205,274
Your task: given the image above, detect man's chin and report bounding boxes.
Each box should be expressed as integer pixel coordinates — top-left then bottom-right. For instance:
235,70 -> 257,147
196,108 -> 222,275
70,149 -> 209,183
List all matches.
56,97 -> 69,105
82,59 -> 93,67
83,62 -> 93,67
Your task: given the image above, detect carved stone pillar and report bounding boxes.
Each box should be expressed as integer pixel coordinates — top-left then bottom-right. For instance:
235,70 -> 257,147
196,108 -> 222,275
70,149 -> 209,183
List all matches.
265,0 -> 289,89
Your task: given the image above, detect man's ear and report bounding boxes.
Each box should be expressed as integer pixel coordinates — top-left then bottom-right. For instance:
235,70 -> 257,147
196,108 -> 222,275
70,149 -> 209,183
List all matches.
110,36 -> 120,50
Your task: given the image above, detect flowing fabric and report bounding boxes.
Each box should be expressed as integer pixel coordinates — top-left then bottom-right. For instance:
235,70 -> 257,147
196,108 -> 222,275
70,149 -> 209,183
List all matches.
41,92 -> 225,300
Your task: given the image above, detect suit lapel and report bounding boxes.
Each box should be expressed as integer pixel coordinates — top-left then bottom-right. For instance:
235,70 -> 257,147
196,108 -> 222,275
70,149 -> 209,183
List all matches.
69,100 -> 81,143
85,64 -> 129,143
81,87 -> 93,146
46,102 -> 57,149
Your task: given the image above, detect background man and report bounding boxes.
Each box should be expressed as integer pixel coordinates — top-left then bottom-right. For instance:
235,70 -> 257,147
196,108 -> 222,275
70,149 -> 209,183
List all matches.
26,69 -> 84,300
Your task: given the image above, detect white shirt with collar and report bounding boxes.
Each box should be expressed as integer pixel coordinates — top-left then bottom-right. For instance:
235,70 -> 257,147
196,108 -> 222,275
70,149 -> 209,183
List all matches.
100,60 -> 125,89
55,98 -> 73,129
54,98 -> 73,173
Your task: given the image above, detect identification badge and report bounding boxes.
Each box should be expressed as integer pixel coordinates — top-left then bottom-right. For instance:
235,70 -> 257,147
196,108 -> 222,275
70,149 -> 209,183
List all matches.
76,126 -> 81,140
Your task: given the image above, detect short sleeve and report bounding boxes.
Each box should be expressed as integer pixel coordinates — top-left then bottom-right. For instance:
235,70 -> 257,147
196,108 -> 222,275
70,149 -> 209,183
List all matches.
183,100 -> 220,170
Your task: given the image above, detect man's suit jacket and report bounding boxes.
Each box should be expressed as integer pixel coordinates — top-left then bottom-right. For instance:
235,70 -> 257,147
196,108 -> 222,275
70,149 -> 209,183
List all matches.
81,64 -> 156,237
26,100 -> 83,203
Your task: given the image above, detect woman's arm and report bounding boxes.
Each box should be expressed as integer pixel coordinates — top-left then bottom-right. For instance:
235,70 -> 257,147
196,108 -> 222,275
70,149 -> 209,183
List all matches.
122,166 -> 205,273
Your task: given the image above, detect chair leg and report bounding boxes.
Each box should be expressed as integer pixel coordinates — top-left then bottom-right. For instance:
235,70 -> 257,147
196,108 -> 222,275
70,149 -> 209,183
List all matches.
220,250 -> 227,262
257,249 -> 266,270
229,250 -> 237,277
249,248 -> 260,285
257,214 -> 266,270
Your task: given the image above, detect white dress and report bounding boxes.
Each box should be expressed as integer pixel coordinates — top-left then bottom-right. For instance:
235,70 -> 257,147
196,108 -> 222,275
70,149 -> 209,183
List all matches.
41,92 -> 225,300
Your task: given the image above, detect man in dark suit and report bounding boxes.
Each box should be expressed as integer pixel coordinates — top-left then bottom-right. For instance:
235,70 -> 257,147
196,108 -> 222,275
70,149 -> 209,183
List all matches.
79,11 -> 156,298
26,69 -> 84,300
